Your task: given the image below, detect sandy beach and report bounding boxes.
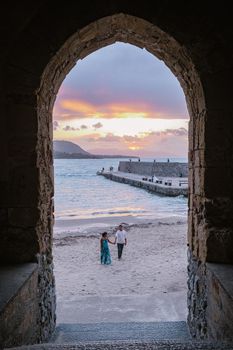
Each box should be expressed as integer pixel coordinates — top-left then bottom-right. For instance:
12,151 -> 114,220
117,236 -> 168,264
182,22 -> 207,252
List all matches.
53,215 -> 188,323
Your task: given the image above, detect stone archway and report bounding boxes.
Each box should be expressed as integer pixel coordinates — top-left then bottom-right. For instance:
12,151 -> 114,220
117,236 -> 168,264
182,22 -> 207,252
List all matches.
1,8 -> 233,346
37,12 -> 204,338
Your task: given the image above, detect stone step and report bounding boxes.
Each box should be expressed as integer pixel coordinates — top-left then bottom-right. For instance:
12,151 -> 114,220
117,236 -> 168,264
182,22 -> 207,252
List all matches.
8,322 -> 233,350
9,340 -> 233,350
51,321 -> 190,343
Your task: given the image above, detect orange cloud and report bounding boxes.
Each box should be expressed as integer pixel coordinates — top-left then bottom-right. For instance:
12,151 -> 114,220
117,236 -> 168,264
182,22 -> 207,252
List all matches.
108,103 -> 149,118
63,127 -> 188,157
56,99 -> 166,120
61,100 -> 104,117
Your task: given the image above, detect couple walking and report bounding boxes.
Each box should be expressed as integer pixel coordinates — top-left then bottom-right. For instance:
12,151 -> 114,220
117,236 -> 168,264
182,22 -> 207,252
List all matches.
100,224 -> 127,265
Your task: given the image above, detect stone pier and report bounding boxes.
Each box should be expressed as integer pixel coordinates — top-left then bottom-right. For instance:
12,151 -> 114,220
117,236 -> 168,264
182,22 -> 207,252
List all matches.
118,161 -> 188,177
99,171 -> 188,197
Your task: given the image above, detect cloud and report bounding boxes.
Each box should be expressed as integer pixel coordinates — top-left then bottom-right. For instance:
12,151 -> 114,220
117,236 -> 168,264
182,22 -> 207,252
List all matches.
83,133 -> 121,143
57,99 -> 151,119
159,128 -> 188,137
80,124 -> 88,129
81,133 -> 102,142
78,128 -> 187,146
53,43 -> 189,121
141,127 -> 188,138
54,97 -> 187,121
63,125 -> 80,131
92,122 -> 103,129
68,126 -> 188,157
120,128 -> 188,143
102,133 -> 122,142
53,120 -> 60,130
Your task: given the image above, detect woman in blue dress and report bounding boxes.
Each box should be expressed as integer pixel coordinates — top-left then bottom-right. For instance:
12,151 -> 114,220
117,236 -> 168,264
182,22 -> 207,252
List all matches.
100,232 -> 114,265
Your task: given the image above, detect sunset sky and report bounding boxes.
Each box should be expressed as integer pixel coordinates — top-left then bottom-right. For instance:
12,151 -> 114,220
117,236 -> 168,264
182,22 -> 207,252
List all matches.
53,42 -> 189,157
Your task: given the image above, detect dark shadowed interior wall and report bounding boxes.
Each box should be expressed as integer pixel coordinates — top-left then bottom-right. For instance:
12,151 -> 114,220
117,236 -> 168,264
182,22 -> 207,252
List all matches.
0,2 -> 233,347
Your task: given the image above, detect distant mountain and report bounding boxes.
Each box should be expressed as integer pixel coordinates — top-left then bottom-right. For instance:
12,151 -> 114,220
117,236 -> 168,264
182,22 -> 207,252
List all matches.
53,140 -> 137,159
53,140 -> 90,155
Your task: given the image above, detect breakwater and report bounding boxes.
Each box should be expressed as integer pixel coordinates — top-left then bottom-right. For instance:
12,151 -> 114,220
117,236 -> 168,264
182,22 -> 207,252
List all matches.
118,161 -> 188,177
100,172 -> 188,197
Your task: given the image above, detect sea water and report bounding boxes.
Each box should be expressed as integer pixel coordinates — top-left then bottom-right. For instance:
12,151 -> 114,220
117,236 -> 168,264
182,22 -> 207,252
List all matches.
54,158 -> 188,221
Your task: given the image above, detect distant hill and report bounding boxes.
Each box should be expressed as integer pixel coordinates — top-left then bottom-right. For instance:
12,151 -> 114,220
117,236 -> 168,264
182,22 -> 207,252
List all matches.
53,140 -> 90,155
53,140 -> 137,159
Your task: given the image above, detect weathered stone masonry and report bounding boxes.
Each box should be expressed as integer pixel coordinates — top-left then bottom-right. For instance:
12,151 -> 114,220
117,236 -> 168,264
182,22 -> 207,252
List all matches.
118,161 -> 188,177
0,264 -> 39,348
0,3 -> 233,347
101,172 -> 188,196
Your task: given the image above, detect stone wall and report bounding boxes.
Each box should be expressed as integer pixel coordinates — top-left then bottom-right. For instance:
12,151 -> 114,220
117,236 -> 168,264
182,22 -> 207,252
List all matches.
118,161 -> 188,177
187,250 -> 208,339
0,262 -> 56,348
188,252 -> 233,341
37,255 -> 56,343
206,264 -> 233,340
0,265 -> 39,348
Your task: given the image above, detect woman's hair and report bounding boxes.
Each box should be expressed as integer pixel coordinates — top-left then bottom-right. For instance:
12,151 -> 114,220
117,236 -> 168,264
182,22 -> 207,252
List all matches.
101,232 -> 108,238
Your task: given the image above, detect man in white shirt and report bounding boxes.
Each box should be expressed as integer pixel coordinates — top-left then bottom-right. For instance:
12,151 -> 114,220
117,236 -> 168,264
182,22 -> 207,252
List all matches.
114,224 -> 127,259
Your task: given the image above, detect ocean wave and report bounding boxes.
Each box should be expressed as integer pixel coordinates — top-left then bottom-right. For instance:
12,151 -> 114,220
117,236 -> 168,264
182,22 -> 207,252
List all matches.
91,209 -> 147,216
55,206 -> 149,219
55,173 -> 97,178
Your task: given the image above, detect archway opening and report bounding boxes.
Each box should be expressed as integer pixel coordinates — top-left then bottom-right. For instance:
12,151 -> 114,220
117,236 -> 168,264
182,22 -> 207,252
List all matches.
52,41 -> 189,326
36,13 -> 205,341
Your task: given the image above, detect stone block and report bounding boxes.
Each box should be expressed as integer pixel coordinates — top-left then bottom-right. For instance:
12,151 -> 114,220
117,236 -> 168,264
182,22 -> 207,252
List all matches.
205,197 -> 233,228
206,227 -> 233,263
8,207 -> 39,227
0,208 -> 8,225
0,227 -> 39,263
205,166 -> 233,197
79,23 -> 97,42
193,112 -> 205,150
0,264 -> 39,348
193,149 -> 205,169
193,166 -> 204,196
206,263 -> 233,340
7,104 -> 38,134
203,72 -> 233,110
8,134 -> 37,162
7,165 -> 39,207
187,209 -> 194,248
